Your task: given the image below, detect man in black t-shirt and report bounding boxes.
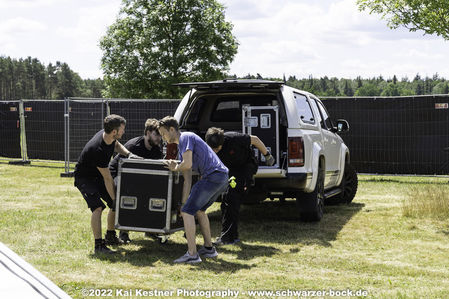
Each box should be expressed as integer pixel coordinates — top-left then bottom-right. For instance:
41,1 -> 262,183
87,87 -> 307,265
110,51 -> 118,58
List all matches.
74,114 -> 136,254
205,127 -> 275,245
109,118 -> 163,243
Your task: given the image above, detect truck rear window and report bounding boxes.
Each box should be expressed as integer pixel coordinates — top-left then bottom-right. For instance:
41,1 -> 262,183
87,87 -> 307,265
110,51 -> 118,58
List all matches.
211,100 -> 241,122
210,95 -> 278,122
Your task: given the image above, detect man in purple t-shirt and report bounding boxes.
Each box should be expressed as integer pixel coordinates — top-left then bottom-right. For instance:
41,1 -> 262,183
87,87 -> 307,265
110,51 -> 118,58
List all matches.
158,116 -> 228,264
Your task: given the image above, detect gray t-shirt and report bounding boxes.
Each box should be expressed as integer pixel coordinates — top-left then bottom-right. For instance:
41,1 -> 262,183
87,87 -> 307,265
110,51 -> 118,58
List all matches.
178,132 -> 228,178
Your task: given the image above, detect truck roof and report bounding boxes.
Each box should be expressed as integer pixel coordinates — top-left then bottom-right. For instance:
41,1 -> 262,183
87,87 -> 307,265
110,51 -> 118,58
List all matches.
173,79 -> 284,90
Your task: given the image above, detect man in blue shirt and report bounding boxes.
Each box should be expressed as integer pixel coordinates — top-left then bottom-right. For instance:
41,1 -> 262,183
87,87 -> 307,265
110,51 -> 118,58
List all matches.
158,116 -> 229,264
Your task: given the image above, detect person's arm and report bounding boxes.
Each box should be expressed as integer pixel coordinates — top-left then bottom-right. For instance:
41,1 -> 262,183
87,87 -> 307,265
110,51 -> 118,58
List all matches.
115,141 -> 130,157
115,141 -> 142,159
165,150 -> 192,172
250,135 -> 269,155
164,150 -> 193,207
250,135 -> 275,166
97,167 -> 115,201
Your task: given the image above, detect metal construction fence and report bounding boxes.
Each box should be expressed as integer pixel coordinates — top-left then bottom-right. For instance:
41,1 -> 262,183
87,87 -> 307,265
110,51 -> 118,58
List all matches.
66,98 -> 180,174
0,98 -> 180,175
1,95 -> 448,176
0,100 -> 22,159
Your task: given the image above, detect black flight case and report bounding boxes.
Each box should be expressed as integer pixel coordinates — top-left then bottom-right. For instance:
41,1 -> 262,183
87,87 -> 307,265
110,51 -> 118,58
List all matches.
115,159 -> 188,242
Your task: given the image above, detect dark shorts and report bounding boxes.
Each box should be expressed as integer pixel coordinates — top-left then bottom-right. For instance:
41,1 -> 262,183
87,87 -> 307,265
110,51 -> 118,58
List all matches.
181,171 -> 229,216
75,177 -> 114,212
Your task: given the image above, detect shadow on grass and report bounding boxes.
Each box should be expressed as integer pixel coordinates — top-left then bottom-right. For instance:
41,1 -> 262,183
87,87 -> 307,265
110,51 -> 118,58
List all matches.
208,200 -> 364,247
360,177 -> 449,185
91,200 -> 362,269
90,237 -> 277,272
0,160 -> 68,169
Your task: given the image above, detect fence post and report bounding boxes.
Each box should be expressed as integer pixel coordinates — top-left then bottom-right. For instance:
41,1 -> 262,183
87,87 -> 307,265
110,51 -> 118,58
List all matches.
105,98 -> 110,117
9,100 -> 30,165
60,98 -> 73,177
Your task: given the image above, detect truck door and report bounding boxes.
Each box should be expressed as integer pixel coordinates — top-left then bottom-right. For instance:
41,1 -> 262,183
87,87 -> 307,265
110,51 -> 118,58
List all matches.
311,99 -> 341,187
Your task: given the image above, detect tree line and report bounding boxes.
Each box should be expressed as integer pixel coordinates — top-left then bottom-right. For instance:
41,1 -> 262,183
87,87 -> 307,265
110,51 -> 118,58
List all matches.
1,55 -> 448,101
0,56 -> 104,101
285,74 -> 449,97
233,73 -> 449,97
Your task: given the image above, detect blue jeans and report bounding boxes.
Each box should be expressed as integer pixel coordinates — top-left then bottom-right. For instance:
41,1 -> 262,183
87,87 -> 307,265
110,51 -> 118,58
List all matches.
181,171 -> 228,215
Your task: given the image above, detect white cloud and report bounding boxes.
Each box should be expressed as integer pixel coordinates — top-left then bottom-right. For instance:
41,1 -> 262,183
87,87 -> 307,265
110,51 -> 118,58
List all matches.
0,17 -> 47,33
56,4 -> 119,54
224,0 -> 449,79
0,17 -> 47,53
0,0 -> 68,9
50,2 -> 120,78
0,0 -> 448,79
0,0 -> 121,78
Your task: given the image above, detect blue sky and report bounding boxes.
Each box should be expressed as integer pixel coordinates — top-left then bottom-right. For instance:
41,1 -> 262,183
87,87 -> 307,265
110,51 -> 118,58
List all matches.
1,0 -> 448,80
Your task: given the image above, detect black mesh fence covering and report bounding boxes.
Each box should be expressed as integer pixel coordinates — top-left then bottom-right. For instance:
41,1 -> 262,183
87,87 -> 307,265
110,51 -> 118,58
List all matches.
5,96 -> 448,175
23,100 -> 65,160
67,99 -> 179,162
1,99 -> 180,163
69,100 -> 107,163
322,95 -> 449,175
108,99 -> 180,144
0,101 -> 21,158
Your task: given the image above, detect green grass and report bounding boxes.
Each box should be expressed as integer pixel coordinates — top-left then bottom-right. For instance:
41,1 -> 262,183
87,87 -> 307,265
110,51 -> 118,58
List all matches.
1,162 -> 449,298
402,184 -> 449,219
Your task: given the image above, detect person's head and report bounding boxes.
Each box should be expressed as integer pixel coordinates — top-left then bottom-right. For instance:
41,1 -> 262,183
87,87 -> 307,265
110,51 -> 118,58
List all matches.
205,127 -> 224,153
144,118 -> 162,147
104,114 -> 126,140
157,116 -> 180,144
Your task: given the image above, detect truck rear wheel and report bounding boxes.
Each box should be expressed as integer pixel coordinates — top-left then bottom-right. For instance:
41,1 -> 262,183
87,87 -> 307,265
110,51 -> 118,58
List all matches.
296,166 -> 324,222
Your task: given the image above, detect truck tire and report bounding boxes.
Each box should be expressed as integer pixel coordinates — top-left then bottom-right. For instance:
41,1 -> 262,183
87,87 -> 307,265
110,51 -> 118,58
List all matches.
296,165 -> 324,222
328,163 -> 358,204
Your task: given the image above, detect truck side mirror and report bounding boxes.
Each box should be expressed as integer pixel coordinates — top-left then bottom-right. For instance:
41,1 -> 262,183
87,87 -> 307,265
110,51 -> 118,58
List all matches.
335,119 -> 349,133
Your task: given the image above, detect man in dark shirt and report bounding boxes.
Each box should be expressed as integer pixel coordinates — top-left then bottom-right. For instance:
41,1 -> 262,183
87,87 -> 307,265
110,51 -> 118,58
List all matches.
109,118 -> 163,243
205,127 -> 275,245
74,114 -> 135,254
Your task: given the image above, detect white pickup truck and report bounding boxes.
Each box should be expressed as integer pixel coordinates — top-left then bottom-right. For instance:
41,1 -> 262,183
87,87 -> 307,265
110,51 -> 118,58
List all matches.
174,79 -> 358,221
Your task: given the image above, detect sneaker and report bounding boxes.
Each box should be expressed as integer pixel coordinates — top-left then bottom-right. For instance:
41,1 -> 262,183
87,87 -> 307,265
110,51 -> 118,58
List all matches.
174,251 -> 202,264
94,240 -> 115,254
213,237 -> 240,246
198,246 -> 218,258
105,231 -> 124,245
119,231 -> 131,244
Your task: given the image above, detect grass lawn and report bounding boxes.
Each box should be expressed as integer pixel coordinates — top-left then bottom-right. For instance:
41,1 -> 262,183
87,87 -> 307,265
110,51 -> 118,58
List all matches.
0,162 -> 448,298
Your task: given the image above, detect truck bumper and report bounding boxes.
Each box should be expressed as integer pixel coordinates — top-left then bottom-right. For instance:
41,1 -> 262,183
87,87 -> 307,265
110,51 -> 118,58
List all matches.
254,173 -> 309,192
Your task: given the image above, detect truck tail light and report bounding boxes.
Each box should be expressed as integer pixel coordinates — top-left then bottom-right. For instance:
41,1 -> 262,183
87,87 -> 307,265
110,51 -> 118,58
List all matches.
288,137 -> 304,167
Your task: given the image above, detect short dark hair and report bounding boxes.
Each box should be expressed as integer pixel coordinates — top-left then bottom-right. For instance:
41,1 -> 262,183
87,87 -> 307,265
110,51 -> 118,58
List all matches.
104,114 -> 126,134
144,118 -> 159,135
158,116 -> 179,131
205,127 -> 225,149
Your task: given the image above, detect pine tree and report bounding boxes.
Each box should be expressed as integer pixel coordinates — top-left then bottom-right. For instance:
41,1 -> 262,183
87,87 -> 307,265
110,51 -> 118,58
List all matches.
343,80 -> 354,96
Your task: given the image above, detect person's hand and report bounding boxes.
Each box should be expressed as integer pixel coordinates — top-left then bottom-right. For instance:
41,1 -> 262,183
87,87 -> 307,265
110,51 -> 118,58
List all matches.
128,153 -> 143,159
164,159 -> 178,171
264,151 -> 275,166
